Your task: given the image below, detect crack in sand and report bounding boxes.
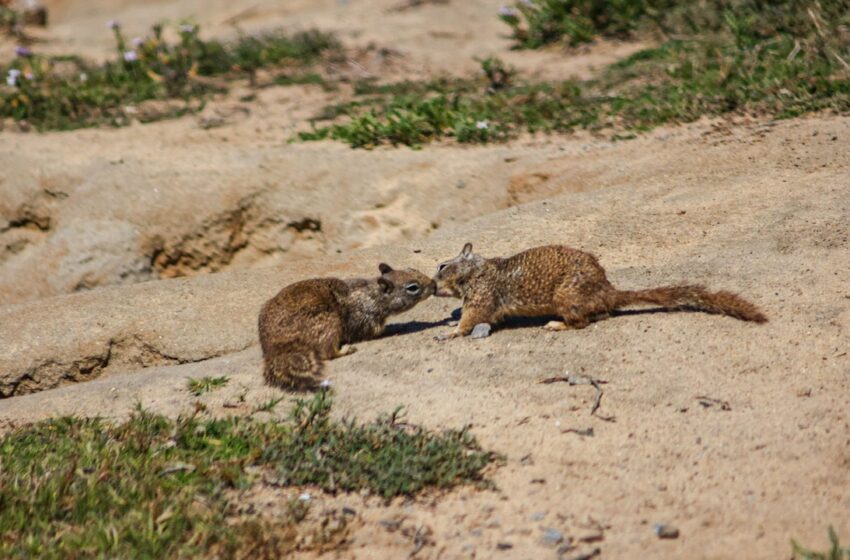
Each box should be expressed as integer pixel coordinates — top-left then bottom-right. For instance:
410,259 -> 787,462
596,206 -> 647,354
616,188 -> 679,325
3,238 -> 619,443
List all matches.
147,192 -> 324,279
0,335 -> 250,398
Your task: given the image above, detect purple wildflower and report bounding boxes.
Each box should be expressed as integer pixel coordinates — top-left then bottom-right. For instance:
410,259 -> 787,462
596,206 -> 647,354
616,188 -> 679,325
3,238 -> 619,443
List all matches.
15,46 -> 32,58
132,37 -> 144,47
499,5 -> 518,17
179,24 -> 195,34
123,50 -> 138,62
107,19 -> 121,30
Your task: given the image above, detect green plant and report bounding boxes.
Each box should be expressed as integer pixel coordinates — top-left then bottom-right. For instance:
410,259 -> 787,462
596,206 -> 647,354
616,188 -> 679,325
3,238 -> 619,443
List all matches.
792,527 -> 850,560
302,1 -> 850,148
186,375 -> 230,396
265,390 -> 497,498
0,392 -> 495,557
253,396 -> 285,413
500,0 -> 665,48
0,22 -> 338,130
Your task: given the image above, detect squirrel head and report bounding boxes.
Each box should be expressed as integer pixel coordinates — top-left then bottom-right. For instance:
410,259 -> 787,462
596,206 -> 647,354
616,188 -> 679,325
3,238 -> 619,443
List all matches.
376,263 -> 436,313
433,242 -> 485,298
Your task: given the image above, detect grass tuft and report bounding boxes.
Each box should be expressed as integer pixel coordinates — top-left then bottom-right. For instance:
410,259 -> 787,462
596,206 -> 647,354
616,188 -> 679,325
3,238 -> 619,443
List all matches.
253,395 -> 285,413
186,375 -> 230,396
792,527 -> 850,560
0,391 -> 495,557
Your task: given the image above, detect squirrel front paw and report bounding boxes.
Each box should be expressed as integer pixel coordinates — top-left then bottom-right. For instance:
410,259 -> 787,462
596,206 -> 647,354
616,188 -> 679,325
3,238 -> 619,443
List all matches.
434,330 -> 460,342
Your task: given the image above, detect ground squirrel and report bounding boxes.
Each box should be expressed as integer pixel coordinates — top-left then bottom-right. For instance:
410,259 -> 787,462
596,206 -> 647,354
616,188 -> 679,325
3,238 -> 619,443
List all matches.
258,263 -> 435,388
434,243 -> 766,339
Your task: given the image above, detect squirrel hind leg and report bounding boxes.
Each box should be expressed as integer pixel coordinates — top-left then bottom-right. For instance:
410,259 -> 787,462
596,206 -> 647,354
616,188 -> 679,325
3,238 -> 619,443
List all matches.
552,283 -> 612,329
334,344 -> 357,358
263,345 -> 323,389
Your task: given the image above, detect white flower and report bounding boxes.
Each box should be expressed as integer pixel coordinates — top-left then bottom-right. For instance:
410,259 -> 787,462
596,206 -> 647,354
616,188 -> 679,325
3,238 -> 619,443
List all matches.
180,24 -> 195,34
123,50 -> 138,62
6,69 -> 21,87
79,72 -> 88,82
319,379 -> 332,388
475,120 -> 489,130
298,492 -> 311,502
499,5 -> 518,17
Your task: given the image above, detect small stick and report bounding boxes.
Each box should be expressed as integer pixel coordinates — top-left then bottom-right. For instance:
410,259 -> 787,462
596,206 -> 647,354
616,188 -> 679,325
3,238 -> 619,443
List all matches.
695,395 -> 731,411
539,374 -> 615,422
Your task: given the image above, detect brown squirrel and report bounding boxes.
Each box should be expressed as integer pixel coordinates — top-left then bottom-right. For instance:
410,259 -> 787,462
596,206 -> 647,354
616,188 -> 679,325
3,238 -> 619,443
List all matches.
434,243 -> 766,339
259,263 -> 435,388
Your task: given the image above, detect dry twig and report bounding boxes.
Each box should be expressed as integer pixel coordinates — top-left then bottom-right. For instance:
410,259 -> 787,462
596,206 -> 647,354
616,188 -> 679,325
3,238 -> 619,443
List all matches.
540,374 -> 615,422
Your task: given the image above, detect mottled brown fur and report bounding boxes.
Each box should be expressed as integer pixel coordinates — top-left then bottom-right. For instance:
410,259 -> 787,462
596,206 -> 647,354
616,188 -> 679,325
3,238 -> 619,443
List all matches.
258,264 -> 435,388
434,244 -> 766,339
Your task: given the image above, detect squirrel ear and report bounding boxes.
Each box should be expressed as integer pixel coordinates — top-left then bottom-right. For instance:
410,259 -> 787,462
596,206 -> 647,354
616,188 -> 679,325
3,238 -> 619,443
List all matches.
377,277 -> 393,293
378,263 -> 394,274
461,242 -> 473,257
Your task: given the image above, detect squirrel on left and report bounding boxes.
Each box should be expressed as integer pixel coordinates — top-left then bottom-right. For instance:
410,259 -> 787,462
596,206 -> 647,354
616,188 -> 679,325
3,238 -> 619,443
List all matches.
258,263 -> 435,389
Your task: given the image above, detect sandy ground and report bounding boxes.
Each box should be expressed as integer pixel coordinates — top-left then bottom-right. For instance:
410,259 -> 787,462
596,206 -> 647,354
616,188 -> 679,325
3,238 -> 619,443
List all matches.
2,1 -> 849,558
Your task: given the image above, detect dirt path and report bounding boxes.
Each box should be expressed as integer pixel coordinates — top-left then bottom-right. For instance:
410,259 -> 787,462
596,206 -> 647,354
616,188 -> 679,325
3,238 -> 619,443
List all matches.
1,1 -> 848,558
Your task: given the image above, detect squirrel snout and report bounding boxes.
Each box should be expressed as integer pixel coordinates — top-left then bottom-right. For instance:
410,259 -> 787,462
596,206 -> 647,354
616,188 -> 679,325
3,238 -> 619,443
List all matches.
426,279 -> 437,295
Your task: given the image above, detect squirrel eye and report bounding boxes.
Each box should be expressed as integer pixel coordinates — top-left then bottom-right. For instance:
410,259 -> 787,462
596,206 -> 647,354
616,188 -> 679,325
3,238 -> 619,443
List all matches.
438,263 -> 447,272
405,283 -> 421,295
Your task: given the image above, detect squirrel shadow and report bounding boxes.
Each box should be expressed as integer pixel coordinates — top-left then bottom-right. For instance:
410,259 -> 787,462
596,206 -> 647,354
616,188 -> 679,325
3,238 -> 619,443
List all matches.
439,306 -> 719,333
383,315 -> 454,336
377,304 -> 713,341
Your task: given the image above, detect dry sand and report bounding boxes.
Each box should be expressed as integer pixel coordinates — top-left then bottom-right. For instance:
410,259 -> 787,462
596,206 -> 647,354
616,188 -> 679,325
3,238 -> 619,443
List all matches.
1,1 -> 848,558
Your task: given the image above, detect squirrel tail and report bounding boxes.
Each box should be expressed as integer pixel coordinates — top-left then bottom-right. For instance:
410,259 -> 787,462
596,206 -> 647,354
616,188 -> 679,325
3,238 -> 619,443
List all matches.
606,285 -> 767,323
262,342 -> 323,389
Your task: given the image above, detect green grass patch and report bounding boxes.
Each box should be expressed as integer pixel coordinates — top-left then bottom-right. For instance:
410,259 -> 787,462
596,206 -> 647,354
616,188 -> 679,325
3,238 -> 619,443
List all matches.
186,375 -> 230,396
302,1 -> 850,148
1,23 -> 338,130
499,0 -> 850,49
792,527 -> 850,560
499,0 -> 665,48
0,391 -> 495,557
266,391 -> 496,497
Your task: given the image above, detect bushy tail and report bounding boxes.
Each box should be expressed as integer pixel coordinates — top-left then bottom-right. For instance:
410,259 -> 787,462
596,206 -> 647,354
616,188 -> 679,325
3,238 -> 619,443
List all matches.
262,342 -> 323,389
606,285 -> 767,323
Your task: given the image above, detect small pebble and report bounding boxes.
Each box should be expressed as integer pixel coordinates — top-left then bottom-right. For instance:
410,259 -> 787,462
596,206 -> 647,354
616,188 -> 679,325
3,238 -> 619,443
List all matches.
653,524 -> 680,539
496,542 -> 513,550
543,528 -> 564,545
471,323 -> 491,339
